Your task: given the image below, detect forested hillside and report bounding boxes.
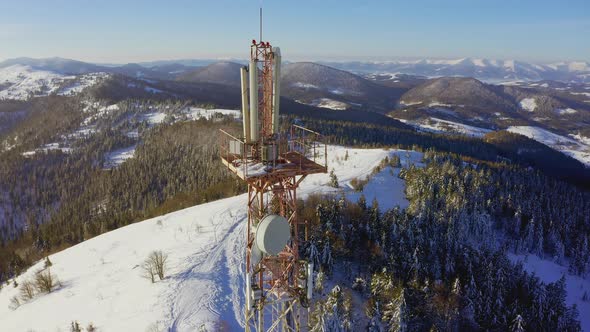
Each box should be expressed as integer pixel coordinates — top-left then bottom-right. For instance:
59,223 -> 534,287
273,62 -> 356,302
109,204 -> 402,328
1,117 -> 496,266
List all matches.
0,110 -> 244,283
304,150 -> 587,330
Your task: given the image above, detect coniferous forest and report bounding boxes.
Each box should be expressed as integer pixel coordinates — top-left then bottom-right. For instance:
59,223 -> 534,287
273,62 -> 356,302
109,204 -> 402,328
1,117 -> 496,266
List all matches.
0,99 -> 245,283
302,150 -> 586,331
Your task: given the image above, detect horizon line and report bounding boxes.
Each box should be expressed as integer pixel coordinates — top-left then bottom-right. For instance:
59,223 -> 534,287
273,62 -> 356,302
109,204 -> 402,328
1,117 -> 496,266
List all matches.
1,55 -> 589,66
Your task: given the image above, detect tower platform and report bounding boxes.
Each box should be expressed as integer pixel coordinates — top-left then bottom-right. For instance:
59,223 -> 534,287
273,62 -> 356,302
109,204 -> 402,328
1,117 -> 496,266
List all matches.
219,125 -> 327,181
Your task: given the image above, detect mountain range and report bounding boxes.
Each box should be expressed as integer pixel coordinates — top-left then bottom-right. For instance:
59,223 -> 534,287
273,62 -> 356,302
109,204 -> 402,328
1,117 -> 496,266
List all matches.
322,58 -> 590,83
2,56 -> 589,83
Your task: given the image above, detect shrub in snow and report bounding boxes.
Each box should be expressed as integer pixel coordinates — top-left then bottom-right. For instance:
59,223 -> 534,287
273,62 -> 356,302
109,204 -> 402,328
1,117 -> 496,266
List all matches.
70,321 -> 82,332
350,176 -> 369,192
19,280 -> 36,301
142,250 -> 168,283
8,296 -> 20,310
35,268 -> 58,293
86,322 -> 97,332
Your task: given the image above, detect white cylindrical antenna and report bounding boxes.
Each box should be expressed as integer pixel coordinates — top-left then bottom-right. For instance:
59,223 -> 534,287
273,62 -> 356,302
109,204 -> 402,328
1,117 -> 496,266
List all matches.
259,7 -> 263,42
240,66 -> 251,143
272,47 -> 281,134
307,262 -> 313,300
245,272 -> 252,308
249,59 -> 259,142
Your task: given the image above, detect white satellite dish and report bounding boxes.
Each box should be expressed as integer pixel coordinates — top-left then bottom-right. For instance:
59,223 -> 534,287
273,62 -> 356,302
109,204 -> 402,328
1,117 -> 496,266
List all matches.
255,214 -> 290,256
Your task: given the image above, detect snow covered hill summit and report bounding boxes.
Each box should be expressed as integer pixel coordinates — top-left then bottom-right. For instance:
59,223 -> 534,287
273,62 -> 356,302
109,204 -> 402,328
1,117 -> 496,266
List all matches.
0,65 -> 109,100
0,146 -> 422,331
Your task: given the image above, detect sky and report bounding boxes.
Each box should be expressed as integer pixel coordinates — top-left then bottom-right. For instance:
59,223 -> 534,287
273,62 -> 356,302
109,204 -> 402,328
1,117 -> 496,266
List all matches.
0,0 -> 589,64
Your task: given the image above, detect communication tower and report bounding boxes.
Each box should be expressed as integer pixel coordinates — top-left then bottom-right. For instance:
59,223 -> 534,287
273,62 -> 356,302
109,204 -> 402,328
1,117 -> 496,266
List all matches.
219,10 -> 328,332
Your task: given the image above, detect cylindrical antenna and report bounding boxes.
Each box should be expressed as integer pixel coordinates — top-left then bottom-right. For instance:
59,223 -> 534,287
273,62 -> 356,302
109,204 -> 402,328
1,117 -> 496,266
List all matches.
259,7 -> 263,42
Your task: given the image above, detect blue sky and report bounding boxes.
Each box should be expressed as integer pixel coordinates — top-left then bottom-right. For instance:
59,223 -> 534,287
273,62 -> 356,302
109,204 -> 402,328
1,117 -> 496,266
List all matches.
0,0 -> 588,63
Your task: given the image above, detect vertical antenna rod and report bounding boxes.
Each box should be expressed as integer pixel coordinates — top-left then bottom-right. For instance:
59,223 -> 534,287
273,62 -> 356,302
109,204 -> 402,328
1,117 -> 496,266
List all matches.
259,7 -> 263,42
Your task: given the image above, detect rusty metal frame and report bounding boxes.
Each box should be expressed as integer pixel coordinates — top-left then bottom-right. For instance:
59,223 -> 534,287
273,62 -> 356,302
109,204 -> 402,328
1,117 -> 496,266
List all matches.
220,41 -> 327,332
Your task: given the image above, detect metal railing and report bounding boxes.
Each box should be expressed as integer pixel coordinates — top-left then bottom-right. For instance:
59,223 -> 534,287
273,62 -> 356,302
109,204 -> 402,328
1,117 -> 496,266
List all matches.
289,124 -> 328,171
219,124 -> 327,178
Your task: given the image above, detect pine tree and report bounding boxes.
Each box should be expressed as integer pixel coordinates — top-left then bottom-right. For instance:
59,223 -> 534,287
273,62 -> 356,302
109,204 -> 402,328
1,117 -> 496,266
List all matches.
44,256 -> 52,269
384,289 -> 409,332
329,169 -> 339,188
510,315 -> 525,332
368,301 -> 385,332
553,236 -> 565,264
314,270 -> 325,295
321,242 -> 333,274
308,241 -> 321,270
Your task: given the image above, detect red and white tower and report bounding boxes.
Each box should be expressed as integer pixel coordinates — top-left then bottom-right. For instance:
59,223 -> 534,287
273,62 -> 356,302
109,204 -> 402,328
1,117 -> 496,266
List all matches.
219,29 -> 327,332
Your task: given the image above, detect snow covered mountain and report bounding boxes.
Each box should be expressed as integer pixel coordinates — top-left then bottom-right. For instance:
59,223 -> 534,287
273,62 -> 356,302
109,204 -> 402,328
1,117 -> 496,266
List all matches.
0,146 -> 421,331
0,65 -> 109,100
322,58 -> 590,83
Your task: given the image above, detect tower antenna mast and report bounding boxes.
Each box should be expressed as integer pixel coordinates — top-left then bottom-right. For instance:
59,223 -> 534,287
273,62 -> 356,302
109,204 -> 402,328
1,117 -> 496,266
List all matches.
218,5 -> 329,331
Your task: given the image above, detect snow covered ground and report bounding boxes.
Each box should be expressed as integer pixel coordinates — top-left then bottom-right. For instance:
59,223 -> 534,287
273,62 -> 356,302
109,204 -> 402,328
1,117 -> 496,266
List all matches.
22,143 -> 72,156
509,254 -> 590,331
398,117 -> 492,137
342,149 -> 424,210
555,107 -> 578,115
0,65 -> 107,100
507,126 -> 590,166
0,146 -> 419,332
183,107 -> 241,120
519,98 -> 537,112
140,112 -> 167,125
0,65 -> 67,100
104,145 -> 137,169
309,98 -> 349,110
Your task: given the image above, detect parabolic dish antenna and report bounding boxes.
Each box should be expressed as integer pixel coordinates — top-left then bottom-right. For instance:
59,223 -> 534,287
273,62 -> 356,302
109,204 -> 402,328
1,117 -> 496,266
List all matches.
255,214 -> 290,256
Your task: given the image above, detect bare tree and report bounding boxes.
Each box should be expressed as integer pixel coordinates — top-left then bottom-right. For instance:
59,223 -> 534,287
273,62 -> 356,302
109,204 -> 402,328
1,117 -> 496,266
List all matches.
35,269 -> 57,293
142,251 -> 168,283
19,280 -> 35,301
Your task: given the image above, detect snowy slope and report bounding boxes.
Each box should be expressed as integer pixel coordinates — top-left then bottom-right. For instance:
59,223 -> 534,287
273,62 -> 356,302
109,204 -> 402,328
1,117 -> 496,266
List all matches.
509,254 -> 590,331
104,145 -> 137,169
507,126 -> 590,166
398,117 -> 492,137
519,98 -> 537,112
0,65 -> 107,100
309,98 -> 349,110
0,146 -> 420,332
183,107 -> 241,120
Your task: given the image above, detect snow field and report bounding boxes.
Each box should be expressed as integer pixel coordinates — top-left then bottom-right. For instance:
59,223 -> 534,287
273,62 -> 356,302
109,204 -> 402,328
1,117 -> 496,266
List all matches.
399,117 -> 491,138
507,126 -> 590,166
519,98 -> 537,112
0,65 -> 108,100
509,254 -> 590,331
